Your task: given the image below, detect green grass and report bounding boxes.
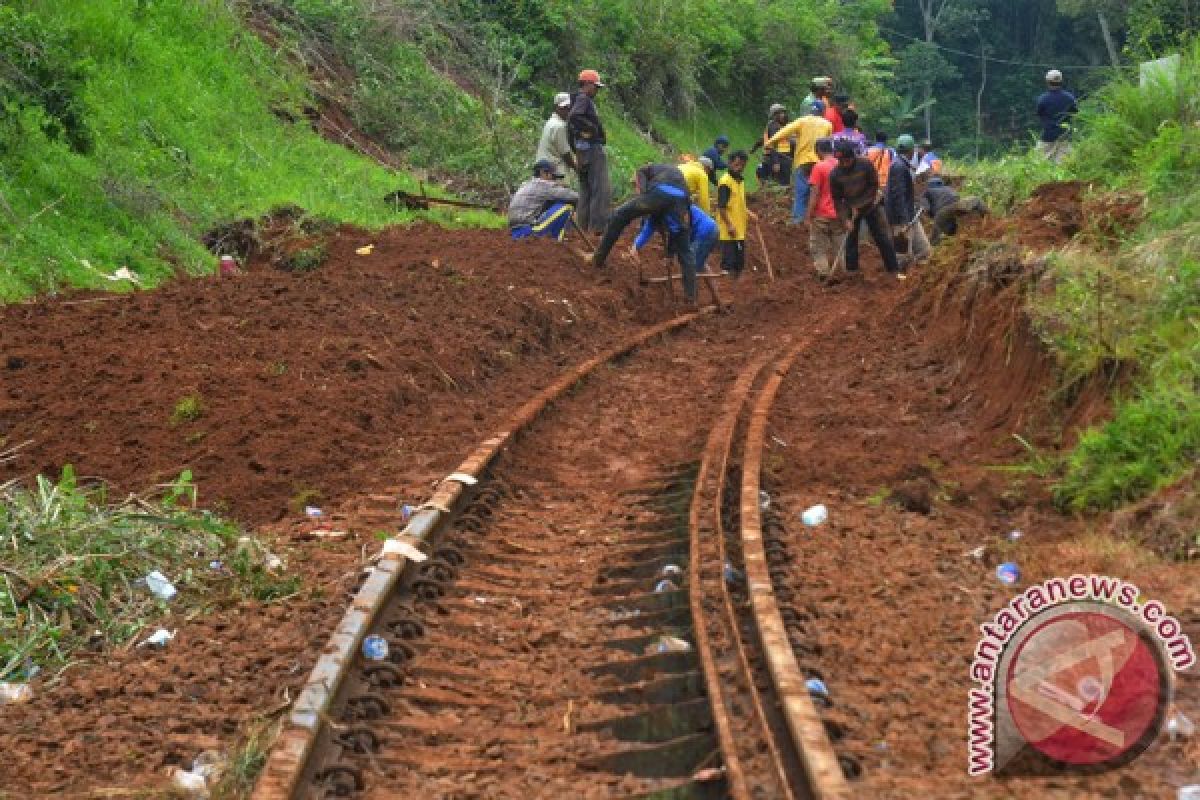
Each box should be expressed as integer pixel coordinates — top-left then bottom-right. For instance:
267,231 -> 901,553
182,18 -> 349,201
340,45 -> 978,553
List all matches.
0,467 -> 296,680
0,0 -> 497,301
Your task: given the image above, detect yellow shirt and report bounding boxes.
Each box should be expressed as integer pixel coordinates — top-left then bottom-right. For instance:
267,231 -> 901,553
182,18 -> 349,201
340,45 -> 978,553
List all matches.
679,161 -> 711,212
765,116 -> 833,166
716,173 -> 748,241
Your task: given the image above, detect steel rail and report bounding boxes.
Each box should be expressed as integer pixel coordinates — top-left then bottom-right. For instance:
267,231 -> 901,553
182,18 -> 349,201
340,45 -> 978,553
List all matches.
740,338 -> 852,800
251,309 -> 711,800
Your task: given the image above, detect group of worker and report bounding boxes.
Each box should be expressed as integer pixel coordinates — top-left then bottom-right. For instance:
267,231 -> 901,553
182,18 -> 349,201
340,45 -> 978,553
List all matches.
507,69 -> 996,306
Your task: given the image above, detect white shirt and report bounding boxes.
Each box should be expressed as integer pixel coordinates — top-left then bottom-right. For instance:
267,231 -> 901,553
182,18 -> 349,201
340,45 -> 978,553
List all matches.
536,114 -> 572,174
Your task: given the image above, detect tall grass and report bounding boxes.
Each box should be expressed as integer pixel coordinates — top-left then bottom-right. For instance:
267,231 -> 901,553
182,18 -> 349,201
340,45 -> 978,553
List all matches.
0,0 -> 456,301
1023,38 -> 1200,512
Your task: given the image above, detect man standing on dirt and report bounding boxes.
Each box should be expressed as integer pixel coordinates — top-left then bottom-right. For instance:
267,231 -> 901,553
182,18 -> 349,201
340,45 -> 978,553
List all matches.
885,134 -> 931,268
762,103 -> 832,222
591,163 -> 691,272
804,137 -> 843,281
717,150 -> 757,305
569,69 -> 611,234
536,92 -> 577,179
750,104 -> 794,187
830,140 -> 902,278
1036,69 -> 1078,163
507,160 -> 579,241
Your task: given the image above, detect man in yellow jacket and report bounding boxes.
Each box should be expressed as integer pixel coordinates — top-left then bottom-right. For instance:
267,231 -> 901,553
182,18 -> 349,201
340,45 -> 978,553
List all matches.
679,156 -> 714,212
716,150 -> 757,307
763,102 -> 832,223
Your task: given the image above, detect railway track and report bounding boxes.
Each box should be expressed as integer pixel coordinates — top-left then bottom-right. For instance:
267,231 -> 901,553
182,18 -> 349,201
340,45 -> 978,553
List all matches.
252,312 -> 858,799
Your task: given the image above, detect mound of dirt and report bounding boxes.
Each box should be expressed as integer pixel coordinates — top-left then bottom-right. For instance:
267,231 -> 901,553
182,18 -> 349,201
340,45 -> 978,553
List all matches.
0,225 -> 664,525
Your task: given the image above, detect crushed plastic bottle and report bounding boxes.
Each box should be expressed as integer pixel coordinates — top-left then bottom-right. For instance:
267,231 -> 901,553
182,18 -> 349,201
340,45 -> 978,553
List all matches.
145,570 -> 177,601
650,635 -> 692,654
168,765 -> 210,797
1165,709 -> 1196,741
659,564 -> 683,581
0,682 -> 33,705
995,562 -> 1021,586
806,678 -> 832,707
140,628 -> 175,648
759,490 -> 771,512
654,579 -> 679,593
800,504 -> 828,527
362,634 -> 389,661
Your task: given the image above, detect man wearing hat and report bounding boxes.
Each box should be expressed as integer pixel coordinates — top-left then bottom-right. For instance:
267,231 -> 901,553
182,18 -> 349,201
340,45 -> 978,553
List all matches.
750,103 -> 794,186
1036,69 -> 1078,163
568,68 -> 612,233
702,135 -> 730,174
536,92 -> 577,179
802,76 -> 833,109
507,160 -> 579,241
885,134 -> 931,267
679,156 -> 714,212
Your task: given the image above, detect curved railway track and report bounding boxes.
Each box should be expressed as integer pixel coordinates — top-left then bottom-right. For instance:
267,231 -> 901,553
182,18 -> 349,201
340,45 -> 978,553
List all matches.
252,311 -> 857,799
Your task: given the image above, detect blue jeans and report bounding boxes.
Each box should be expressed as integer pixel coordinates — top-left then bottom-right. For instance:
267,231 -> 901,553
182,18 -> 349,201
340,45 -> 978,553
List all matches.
792,162 -> 813,221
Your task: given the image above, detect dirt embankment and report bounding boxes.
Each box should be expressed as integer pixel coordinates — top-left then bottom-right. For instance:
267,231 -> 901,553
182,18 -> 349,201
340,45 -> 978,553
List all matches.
0,226 -> 656,526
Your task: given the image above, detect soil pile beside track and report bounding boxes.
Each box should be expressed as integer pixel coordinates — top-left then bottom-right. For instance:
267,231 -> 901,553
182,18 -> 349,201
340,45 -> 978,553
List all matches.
0,226 -> 654,525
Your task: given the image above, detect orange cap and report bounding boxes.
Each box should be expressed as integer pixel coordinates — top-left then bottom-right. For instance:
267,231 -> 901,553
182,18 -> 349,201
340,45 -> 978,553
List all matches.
578,68 -> 606,87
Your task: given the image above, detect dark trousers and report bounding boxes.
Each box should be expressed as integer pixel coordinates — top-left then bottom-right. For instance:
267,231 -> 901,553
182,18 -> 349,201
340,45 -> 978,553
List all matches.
593,190 -> 689,267
845,203 -> 901,273
576,145 -> 611,234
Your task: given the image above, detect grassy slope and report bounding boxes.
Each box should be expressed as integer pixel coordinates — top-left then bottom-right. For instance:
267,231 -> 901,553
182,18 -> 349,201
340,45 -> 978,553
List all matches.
0,0 -> 494,301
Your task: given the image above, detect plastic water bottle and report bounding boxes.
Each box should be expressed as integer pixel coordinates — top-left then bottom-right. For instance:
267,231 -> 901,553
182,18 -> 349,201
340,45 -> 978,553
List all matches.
659,564 -> 683,581
758,490 -> 771,512
362,634 -> 389,661
800,504 -> 828,527
0,682 -> 33,705
996,562 -> 1020,586
145,570 -> 177,601
1179,787 -> 1200,800
1007,530 -> 1023,542
652,635 -> 692,654
655,579 -> 679,593
806,678 -> 832,707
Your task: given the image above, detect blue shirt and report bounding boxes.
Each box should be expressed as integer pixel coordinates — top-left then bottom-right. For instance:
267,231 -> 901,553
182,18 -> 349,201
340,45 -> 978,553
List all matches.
1037,88 -> 1078,142
701,145 -> 728,172
634,204 -> 715,250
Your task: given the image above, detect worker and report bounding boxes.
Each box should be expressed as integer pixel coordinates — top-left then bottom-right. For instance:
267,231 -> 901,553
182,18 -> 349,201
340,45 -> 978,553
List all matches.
825,93 -> 849,134
804,137 -> 843,281
535,92 -> 577,179
915,139 -> 943,176
830,140 -> 902,278
762,102 -> 832,222
679,156 -> 713,213
569,68 -> 611,234
923,177 -> 989,244
716,150 -> 758,306
802,76 -> 834,109
701,135 -> 730,174
884,135 -> 931,268
629,202 -> 721,308
507,160 -> 579,241
591,163 -> 690,270
866,132 -> 893,184
831,109 -> 867,156
750,104 -> 794,187
1036,69 -> 1078,163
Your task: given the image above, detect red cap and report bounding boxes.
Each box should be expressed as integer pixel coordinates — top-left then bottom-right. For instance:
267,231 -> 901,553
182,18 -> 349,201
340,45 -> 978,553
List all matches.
578,68 -> 605,87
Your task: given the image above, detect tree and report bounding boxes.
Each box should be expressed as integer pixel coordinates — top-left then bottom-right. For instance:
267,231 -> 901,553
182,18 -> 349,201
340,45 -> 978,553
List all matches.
1057,0 -> 1127,67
